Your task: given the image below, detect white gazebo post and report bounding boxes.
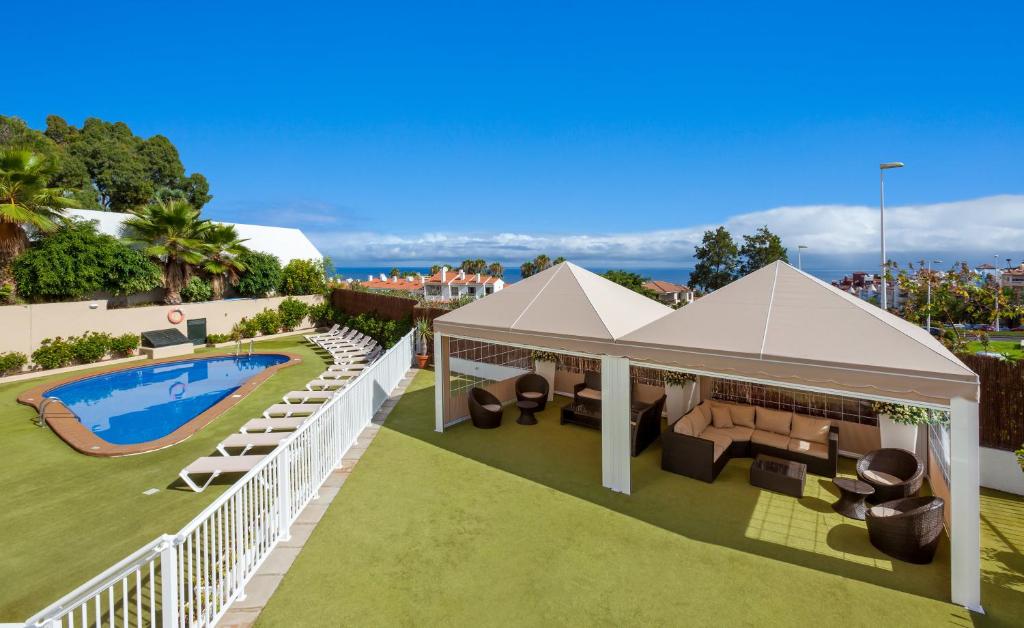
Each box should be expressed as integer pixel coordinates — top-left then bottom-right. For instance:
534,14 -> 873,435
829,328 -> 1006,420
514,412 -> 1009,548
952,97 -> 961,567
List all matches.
949,395 -> 982,611
601,355 -> 632,494
434,332 -> 446,432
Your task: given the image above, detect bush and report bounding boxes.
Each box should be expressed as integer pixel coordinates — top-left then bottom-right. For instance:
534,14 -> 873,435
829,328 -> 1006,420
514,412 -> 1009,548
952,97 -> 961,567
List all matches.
236,251 -> 283,298
338,312 -> 412,348
0,352 -> 28,375
70,332 -> 113,363
32,337 -> 76,370
278,298 -> 309,331
233,317 -> 260,339
253,309 -> 281,335
109,333 -> 140,356
181,276 -> 213,303
307,301 -> 333,327
279,259 -> 327,296
205,333 -> 232,345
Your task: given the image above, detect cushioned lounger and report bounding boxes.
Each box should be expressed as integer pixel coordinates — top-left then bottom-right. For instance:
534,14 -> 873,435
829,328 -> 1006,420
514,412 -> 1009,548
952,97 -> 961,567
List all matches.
216,432 -> 289,456
179,455 -> 266,492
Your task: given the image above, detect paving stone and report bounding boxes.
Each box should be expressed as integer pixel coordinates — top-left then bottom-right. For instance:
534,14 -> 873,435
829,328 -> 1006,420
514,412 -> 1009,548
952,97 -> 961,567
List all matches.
261,546 -> 302,575
230,573 -> 283,609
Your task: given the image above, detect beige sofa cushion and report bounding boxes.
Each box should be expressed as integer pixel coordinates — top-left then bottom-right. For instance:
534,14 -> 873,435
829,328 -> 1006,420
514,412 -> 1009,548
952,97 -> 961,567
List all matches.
577,388 -> 602,401
727,403 -> 756,429
711,406 -> 734,429
788,438 -> 828,459
751,429 -> 789,450
721,425 -> 754,442
713,443 -> 728,461
862,469 -> 903,486
756,407 -> 793,435
699,427 -> 733,453
691,404 -> 712,435
482,403 -> 501,413
673,413 -> 697,436
791,414 -> 831,444
521,391 -> 544,399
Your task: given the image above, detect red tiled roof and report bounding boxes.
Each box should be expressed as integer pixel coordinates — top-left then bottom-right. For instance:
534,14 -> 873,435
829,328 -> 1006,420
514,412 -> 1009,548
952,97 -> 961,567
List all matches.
643,280 -> 690,294
359,277 -> 423,292
424,270 -> 501,285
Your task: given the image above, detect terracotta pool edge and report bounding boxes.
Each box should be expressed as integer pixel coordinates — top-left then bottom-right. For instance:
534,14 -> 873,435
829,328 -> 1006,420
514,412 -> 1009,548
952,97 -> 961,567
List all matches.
17,352 -> 304,457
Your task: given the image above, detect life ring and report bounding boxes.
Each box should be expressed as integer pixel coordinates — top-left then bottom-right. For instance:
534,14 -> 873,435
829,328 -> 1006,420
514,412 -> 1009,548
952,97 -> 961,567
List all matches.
168,308 -> 185,324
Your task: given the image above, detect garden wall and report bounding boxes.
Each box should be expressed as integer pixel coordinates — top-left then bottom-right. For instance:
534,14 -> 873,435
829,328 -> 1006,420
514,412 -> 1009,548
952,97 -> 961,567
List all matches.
0,295 -> 323,356
958,353 -> 1024,451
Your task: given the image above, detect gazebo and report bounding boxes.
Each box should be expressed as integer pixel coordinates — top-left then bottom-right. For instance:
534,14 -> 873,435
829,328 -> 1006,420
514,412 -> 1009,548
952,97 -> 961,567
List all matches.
431,261 -> 981,610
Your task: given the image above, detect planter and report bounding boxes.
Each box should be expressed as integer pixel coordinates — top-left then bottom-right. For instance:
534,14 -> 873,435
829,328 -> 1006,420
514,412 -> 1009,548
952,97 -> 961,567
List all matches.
534,359 -> 556,401
416,354 -> 430,368
665,379 -> 699,425
878,413 -> 924,458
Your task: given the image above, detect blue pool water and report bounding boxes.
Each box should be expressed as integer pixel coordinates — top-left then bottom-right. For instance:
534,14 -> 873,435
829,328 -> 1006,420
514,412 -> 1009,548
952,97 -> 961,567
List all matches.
45,355 -> 289,445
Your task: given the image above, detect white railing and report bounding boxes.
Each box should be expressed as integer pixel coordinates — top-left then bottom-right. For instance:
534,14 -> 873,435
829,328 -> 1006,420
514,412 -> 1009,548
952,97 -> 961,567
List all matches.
25,330 -> 414,628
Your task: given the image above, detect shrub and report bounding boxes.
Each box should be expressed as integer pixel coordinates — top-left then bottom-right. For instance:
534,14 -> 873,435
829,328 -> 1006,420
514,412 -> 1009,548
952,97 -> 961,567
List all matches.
109,333 -> 140,356
32,337 -> 75,370
70,332 -> 113,363
253,309 -> 281,335
205,333 -> 232,345
872,402 -> 936,425
278,298 -> 309,331
279,259 -> 327,296
236,251 -> 283,298
233,317 -> 260,339
0,352 -> 28,376
181,276 -> 213,303
339,312 -> 412,348
307,302 -> 333,327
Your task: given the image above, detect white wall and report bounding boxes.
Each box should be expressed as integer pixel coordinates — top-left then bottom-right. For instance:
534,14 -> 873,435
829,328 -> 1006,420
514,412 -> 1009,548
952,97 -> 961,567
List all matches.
0,295 -> 323,357
981,446 -> 1024,496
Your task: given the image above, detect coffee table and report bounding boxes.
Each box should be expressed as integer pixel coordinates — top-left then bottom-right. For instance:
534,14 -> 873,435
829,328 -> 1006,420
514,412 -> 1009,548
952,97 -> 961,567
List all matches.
832,477 -> 875,520
516,400 -> 539,425
749,454 -> 806,498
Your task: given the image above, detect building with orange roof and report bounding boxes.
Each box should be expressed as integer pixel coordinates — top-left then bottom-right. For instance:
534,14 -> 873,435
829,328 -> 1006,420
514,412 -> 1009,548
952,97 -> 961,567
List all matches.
357,267 -> 506,301
642,279 -> 693,306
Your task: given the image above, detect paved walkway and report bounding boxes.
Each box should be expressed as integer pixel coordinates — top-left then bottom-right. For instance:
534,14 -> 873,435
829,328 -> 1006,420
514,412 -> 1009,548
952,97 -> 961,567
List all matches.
218,368 -> 420,628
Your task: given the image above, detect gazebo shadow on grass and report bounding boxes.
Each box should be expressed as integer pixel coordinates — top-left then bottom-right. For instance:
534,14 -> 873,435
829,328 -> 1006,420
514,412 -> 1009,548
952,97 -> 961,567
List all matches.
382,379 -> 1023,626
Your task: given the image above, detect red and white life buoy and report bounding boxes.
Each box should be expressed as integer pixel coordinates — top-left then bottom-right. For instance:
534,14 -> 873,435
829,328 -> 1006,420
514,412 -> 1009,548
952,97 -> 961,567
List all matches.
167,308 -> 185,324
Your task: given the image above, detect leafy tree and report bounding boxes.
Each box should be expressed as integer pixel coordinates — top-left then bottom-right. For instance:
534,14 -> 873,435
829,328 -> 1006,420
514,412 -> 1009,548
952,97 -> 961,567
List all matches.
602,270 -> 657,299
183,173 -> 212,209
280,258 -> 327,295
122,199 -> 208,304
278,297 -> 310,331
389,267 -> 402,277
181,276 -> 213,303
460,258 -> 487,273
738,225 -> 788,275
13,218 -> 161,301
200,223 -> 248,299
519,254 -> 562,278
236,250 -> 282,297
689,227 -> 739,292
0,149 -> 79,288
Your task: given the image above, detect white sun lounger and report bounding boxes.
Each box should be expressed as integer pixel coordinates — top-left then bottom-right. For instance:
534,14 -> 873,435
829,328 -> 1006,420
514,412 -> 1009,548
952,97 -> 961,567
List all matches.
217,432 -> 289,456
317,369 -> 361,380
180,455 -> 266,492
263,403 -> 321,418
320,335 -> 371,350
326,362 -> 368,372
304,324 -> 341,343
305,379 -> 351,391
318,331 -> 364,345
283,389 -> 335,403
240,416 -> 307,433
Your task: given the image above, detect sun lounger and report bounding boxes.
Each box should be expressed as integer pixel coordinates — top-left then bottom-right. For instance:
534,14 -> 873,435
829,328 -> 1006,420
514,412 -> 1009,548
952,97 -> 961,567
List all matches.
304,324 -> 342,343
263,403 -> 321,418
217,432 -> 289,456
179,455 -> 266,492
305,379 -> 350,391
283,389 -> 335,403
240,416 -> 307,433
317,369 -> 361,379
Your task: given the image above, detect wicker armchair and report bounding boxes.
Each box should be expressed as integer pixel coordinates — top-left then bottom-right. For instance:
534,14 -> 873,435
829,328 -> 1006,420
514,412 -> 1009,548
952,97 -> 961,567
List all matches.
468,387 -> 503,429
866,496 -> 945,564
573,371 -> 602,411
515,373 -> 550,412
856,448 -> 924,503
631,395 -> 665,457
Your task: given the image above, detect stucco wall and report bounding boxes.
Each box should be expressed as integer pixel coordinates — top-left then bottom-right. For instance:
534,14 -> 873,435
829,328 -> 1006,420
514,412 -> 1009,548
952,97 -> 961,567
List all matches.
981,446 -> 1024,496
0,295 -> 323,357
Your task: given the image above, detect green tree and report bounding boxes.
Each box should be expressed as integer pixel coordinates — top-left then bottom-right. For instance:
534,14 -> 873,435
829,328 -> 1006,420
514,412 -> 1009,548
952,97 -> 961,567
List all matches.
520,260 -> 536,278
689,226 -> 739,292
460,258 -> 487,273
236,250 -> 283,297
602,270 -> 657,299
738,225 -> 788,275
122,199 -> 208,304
280,259 -> 328,295
487,261 -> 504,278
200,223 -> 248,300
0,149 -> 79,288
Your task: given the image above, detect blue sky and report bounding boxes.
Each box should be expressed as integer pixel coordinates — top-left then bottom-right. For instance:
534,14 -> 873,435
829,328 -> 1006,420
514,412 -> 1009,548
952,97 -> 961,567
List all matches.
7,1 -> 1024,267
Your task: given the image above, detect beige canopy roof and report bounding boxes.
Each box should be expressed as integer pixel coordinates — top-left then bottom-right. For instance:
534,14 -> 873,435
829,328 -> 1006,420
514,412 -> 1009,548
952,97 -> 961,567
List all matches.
619,261 -> 978,405
433,262 -> 671,353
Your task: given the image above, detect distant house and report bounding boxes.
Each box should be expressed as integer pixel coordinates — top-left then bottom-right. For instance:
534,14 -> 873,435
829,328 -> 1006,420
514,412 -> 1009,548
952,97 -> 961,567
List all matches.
358,266 -> 505,301
360,274 -> 425,294
643,280 -> 693,306
1000,264 -> 1024,298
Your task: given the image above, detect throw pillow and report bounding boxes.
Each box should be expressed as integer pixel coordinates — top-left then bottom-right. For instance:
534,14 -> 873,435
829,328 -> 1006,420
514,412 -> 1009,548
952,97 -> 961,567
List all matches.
711,405 -> 734,429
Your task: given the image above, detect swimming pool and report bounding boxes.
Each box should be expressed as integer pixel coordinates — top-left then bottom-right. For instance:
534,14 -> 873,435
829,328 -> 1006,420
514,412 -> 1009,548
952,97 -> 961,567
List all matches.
44,354 -> 291,447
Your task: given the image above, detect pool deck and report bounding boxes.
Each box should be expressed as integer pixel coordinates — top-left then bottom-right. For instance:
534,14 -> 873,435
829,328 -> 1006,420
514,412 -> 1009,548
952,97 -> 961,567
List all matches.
16,351 -> 303,456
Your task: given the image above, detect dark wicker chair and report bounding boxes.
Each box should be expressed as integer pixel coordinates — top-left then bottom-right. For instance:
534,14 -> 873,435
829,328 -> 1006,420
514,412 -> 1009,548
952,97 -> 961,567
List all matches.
856,448 -> 924,503
866,496 -> 945,564
631,395 -> 665,457
468,387 -> 503,429
515,373 -> 550,412
573,371 -> 602,411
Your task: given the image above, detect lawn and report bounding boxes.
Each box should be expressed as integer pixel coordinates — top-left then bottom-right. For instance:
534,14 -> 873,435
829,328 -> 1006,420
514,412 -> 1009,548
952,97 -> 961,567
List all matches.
966,340 -> 1024,361
259,370 -> 1024,627
0,334 -> 327,621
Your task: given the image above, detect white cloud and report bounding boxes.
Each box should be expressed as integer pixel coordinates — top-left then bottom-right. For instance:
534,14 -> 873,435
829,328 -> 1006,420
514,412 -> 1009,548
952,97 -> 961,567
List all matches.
306,194 -> 1024,264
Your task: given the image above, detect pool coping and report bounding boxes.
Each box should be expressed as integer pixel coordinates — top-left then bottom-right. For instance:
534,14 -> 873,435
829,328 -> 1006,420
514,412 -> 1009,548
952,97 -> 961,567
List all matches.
17,352 -> 303,457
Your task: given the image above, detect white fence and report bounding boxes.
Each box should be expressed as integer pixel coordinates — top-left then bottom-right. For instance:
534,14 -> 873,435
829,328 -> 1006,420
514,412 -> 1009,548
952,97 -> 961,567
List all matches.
25,331 -> 415,628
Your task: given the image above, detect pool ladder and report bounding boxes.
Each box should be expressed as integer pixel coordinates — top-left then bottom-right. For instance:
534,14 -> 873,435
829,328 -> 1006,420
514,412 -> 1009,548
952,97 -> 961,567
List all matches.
234,339 -> 254,357
36,396 -> 62,428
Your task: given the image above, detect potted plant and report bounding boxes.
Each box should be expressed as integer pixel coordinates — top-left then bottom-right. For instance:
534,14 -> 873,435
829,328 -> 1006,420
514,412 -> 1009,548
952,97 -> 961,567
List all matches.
663,371 -> 698,425
872,402 -> 940,457
531,350 -> 559,402
414,318 -> 433,368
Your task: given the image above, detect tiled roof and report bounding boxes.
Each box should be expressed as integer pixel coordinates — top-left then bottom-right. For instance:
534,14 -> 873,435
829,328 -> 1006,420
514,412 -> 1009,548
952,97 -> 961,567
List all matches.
643,280 -> 690,294
424,270 -> 501,285
360,277 -> 423,292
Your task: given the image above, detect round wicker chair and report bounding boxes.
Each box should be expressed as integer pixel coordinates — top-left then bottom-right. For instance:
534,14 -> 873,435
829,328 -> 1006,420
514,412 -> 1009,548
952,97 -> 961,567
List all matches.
866,496 -> 945,564
856,448 -> 924,504
515,373 -> 550,412
468,387 -> 503,429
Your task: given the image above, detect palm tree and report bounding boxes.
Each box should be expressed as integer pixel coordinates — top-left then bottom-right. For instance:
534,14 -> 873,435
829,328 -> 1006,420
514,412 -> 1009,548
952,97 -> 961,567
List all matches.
0,149 -> 78,288
534,254 -> 551,272
123,199 -> 207,304
553,256 -> 566,266
487,261 -> 504,278
520,260 -> 536,278
200,223 -> 248,300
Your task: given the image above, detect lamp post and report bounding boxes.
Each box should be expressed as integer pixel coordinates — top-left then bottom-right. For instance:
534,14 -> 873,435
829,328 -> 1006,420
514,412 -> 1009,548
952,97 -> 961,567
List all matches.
926,259 -> 942,332
879,162 -> 904,310
797,245 -> 808,270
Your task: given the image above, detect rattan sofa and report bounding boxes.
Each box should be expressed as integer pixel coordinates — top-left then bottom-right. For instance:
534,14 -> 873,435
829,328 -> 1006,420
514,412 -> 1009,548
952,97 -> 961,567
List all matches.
661,399 -> 839,482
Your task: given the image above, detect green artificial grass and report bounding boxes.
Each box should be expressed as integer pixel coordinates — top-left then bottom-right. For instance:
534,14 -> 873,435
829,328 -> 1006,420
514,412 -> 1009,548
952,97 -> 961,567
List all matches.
0,335 -> 327,621
259,370 -> 1024,627
965,341 -> 1024,361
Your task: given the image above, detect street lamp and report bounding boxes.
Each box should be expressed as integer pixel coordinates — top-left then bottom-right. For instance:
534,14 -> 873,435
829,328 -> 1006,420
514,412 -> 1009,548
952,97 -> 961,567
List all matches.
879,162 -> 904,310
797,245 -> 808,270
926,259 -> 942,332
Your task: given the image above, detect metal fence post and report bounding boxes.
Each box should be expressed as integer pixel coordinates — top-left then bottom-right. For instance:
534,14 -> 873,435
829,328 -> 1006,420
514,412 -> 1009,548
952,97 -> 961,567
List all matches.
160,535 -> 179,628
278,447 -> 292,541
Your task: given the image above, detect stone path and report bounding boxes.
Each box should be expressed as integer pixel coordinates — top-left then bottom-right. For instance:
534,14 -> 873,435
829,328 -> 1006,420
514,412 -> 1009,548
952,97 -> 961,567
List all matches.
218,368 -> 419,628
